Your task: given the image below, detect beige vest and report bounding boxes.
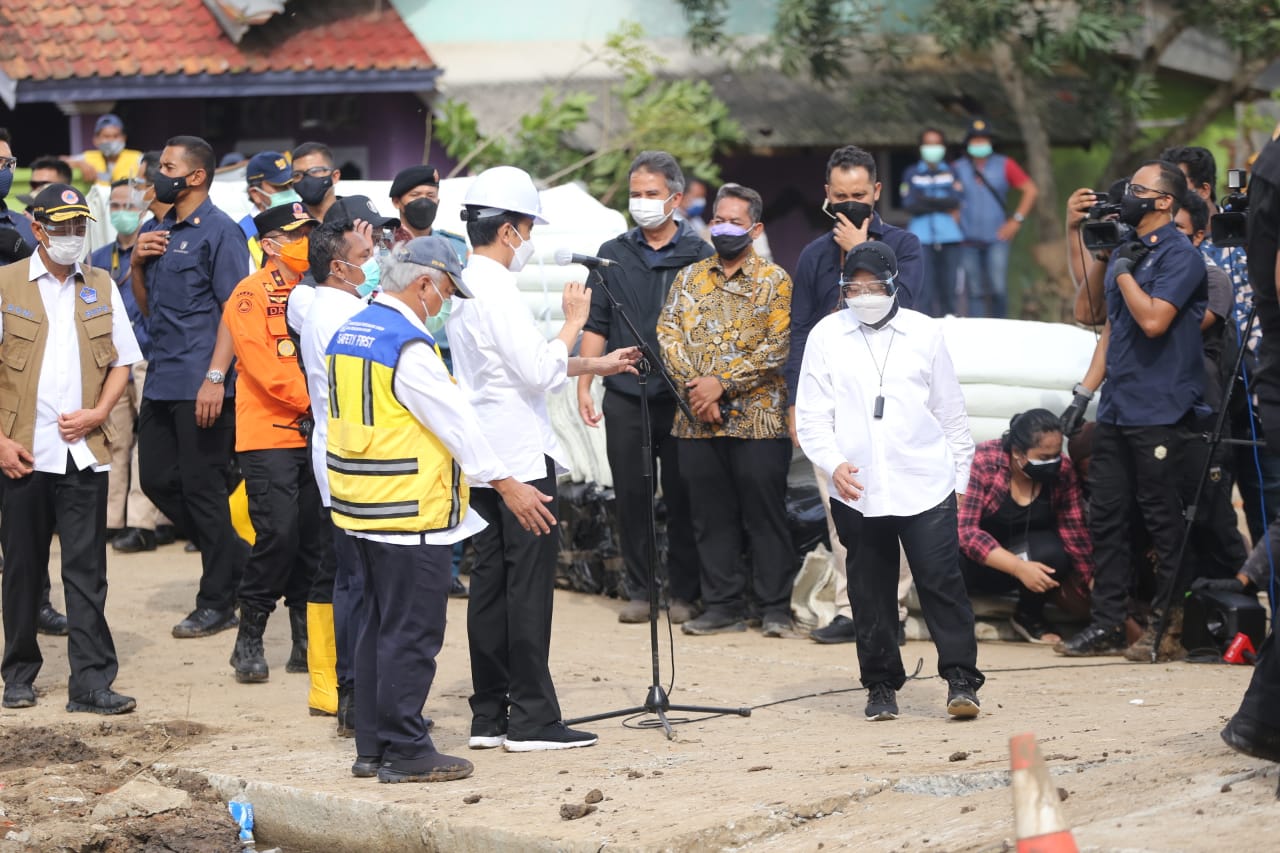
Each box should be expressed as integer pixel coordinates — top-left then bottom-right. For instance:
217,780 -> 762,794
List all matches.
0,258 -> 120,465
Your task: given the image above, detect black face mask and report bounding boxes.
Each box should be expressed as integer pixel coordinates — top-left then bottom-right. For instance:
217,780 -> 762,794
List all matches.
1118,193 -> 1158,227
825,199 -> 873,229
295,174 -> 333,207
152,172 -> 190,205
403,197 -> 438,231
711,231 -> 753,259
1023,456 -> 1062,485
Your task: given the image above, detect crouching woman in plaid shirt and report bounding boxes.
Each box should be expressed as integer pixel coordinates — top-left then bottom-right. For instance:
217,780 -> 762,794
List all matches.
957,409 -> 1093,645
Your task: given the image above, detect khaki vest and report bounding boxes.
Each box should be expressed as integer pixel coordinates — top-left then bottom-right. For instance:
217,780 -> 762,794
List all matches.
0,259 -> 120,465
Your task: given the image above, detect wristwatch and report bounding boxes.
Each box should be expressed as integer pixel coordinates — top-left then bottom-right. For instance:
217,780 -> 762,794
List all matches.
1012,212 -> 1026,223
205,369 -> 225,385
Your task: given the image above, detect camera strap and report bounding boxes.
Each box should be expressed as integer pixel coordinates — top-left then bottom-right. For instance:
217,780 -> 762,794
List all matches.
970,162 -> 1008,210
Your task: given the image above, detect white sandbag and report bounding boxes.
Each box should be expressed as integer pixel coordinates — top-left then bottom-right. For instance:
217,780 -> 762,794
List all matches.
942,317 -> 1098,388
961,383 -> 1092,420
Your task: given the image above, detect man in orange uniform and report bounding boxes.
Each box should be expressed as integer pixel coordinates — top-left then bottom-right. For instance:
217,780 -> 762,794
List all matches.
221,202 -> 322,684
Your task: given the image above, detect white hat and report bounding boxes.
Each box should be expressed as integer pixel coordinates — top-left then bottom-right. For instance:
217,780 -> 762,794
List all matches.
461,165 -> 548,225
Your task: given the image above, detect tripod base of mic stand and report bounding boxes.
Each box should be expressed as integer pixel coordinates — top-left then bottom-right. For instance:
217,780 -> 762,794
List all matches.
566,685 -> 751,740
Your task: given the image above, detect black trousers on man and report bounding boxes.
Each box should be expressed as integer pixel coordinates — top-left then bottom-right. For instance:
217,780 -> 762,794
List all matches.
1088,422 -> 1187,628
0,463 -> 118,698
678,437 -> 793,620
326,510 -> 364,690
602,390 -> 701,604
236,448 -> 320,613
350,535 -> 451,766
138,399 -> 244,613
467,457 -> 561,739
831,494 -> 983,690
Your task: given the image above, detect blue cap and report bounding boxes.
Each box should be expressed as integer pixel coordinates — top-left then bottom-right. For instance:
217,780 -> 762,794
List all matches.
246,151 -> 293,186
94,114 -> 124,134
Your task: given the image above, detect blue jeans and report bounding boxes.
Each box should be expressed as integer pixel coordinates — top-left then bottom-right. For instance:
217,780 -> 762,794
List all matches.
919,243 -> 962,317
962,242 -> 1011,319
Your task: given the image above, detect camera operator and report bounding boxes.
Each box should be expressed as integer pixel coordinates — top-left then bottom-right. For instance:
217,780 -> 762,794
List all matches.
1162,146 -> 1280,544
1056,161 -> 1208,661
1220,128 -> 1280,763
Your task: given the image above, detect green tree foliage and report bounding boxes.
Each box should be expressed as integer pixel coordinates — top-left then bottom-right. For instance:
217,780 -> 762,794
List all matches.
434,23 -> 741,208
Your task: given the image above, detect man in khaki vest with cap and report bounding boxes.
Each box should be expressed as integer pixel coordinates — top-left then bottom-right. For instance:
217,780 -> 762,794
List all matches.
0,183 -> 142,714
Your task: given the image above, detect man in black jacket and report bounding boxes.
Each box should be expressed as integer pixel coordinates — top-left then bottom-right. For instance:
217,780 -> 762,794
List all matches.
577,151 -> 713,623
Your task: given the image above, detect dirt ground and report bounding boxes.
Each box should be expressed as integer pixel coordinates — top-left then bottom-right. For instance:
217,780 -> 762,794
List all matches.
2,540 -> 1280,852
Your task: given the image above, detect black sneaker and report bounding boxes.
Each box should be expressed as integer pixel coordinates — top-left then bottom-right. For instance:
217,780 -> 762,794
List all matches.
898,619 -> 907,647
681,612 -> 747,636
945,679 -> 980,719
504,722 -> 598,752
449,577 -> 469,598
810,614 -> 857,644
2,683 -> 36,709
37,604 -> 68,637
1053,623 -> 1125,657
378,752 -> 474,783
1221,714 -> 1280,763
66,687 -> 136,716
351,754 -> 382,778
468,718 -> 508,750
154,524 -> 177,546
865,683 -> 898,721
112,528 -> 157,553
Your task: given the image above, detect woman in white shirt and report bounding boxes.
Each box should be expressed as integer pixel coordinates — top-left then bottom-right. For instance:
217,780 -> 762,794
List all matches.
796,241 -> 983,722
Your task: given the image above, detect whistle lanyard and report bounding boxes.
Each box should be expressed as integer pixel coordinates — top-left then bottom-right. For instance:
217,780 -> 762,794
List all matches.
859,326 -> 896,419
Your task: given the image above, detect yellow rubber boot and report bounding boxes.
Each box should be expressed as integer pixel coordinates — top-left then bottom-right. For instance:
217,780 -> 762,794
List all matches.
307,602 -> 339,715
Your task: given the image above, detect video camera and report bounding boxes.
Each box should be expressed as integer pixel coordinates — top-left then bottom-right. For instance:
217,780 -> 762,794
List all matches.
1210,168 -> 1248,248
0,226 -> 33,265
1080,179 -> 1132,252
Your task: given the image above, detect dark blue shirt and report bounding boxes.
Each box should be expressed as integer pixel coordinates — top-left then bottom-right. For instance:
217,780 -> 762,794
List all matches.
630,219 -> 689,267
1098,221 -> 1207,426
141,197 -> 250,401
784,213 -> 923,402
90,239 -> 151,360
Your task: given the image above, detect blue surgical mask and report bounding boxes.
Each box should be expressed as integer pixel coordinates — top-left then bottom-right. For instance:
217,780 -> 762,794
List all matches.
356,256 -> 381,297
424,281 -> 453,333
685,197 -> 706,218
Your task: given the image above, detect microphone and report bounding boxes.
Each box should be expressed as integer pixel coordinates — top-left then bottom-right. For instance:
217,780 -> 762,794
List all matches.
554,248 -> 615,268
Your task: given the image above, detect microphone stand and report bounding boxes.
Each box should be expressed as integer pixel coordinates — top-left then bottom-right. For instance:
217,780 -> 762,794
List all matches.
564,264 -> 750,738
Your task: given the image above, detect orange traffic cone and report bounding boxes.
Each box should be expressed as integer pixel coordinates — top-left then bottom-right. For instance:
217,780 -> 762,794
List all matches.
1010,733 -> 1079,853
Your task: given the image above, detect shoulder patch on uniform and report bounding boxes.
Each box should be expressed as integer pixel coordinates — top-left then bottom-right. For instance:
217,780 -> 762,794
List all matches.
277,338 -> 297,358
236,296 -> 253,314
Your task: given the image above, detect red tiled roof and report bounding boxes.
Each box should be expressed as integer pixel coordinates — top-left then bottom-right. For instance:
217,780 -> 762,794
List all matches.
0,0 -> 433,82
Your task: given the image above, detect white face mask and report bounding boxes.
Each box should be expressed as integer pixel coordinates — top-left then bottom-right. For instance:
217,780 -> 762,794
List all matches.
45,234 -> 87,266
847,293 -> 895,325
506,228 -> 536,273
629,195 -> 673,229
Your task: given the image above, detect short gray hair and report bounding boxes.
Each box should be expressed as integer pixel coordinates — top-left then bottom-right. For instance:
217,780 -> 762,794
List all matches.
714,182 -> 763,224
629,150 -> 685,195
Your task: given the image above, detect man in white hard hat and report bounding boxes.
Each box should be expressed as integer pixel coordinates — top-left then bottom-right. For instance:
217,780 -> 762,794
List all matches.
449,165 -> 641,752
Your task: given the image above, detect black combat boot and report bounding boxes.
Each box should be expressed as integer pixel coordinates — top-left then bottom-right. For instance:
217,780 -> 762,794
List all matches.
229,606 -> 270,683
285,606 -> 308,673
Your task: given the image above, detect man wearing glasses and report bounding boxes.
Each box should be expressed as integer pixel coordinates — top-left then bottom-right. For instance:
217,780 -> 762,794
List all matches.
795,240 -> 981,722
1057,160 -> 1208,659
291,143 -> 342,222
0,130 -> 35,260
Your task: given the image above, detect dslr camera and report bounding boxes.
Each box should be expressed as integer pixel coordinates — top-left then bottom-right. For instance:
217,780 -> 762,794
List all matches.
1210,168 -> 1248,248
1080,180 -> 1132,252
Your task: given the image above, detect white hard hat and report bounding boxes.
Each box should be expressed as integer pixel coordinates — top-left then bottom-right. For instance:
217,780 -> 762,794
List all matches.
461,165 -> 548,225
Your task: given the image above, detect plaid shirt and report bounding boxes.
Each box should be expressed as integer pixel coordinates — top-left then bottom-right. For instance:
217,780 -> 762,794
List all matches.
957,440 -> 1094,587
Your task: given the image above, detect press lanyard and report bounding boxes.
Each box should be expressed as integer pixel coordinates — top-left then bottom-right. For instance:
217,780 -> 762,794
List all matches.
858,326 -> 896,419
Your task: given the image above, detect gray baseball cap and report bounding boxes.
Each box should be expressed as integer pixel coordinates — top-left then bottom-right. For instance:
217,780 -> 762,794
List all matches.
396,235 -> 472,298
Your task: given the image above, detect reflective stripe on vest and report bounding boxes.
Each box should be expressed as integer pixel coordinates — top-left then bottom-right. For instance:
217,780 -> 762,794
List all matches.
324,302 -> 467,533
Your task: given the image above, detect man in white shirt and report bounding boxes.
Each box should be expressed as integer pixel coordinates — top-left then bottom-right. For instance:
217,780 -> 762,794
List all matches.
0,183 -> 142,714
291,218 -> 375,727
449,166 -> 640,752
325,237 -> 558,783
796,241 -> 983,722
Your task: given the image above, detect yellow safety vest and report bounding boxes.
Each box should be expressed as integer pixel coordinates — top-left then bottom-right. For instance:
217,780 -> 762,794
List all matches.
325,302 -> 467,533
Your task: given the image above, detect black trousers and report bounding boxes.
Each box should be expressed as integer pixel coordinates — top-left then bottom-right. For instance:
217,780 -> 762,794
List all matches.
467,457 -> 561,737
831,494 -> 983,690
602,390 -> 701,603
138,398 -> 245,612
678,437 -> 793,619
327,510 -> 363,689
960,527 -> 1070,618
1235,629 -> 1280,731
350,535 -> 451,763
1182,437 -> 1248,581
235,448 -> 321,614
1088,422 -> 1187,628
1,464 -> 118,697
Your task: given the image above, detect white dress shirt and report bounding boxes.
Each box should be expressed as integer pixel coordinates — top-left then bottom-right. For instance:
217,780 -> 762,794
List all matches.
344,294 -> 510,545
796,306 -> 973,518
1,253 -> 142,474
286,280 -> 315,334
297,284 -> 365,507
447,253 -> 570,485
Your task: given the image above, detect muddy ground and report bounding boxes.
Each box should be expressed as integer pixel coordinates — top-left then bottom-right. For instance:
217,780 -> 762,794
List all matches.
2,541 -> 1279,851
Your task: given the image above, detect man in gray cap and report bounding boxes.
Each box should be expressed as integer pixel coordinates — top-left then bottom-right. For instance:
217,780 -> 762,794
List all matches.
325,234 -> 556,782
